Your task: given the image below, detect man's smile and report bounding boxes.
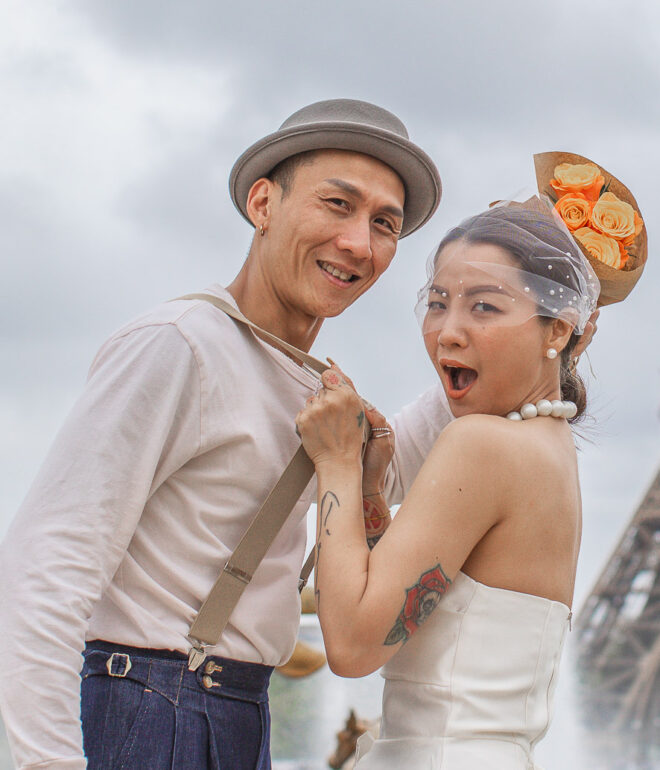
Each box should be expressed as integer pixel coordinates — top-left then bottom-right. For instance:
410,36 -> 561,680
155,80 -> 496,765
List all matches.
318,260 -> 361,286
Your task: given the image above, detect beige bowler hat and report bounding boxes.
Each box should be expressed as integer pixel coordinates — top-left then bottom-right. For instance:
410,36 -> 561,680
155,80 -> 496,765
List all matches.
229,99 -> 442,238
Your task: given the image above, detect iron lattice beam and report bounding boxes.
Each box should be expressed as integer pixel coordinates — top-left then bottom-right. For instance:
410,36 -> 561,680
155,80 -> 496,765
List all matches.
575,467 -> 660,757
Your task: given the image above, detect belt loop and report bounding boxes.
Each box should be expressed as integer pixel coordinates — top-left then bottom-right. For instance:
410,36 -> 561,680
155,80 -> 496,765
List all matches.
106,652 -> 132,677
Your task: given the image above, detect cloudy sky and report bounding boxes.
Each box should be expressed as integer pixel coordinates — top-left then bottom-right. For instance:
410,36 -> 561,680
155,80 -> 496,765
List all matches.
2,0 -> 659,609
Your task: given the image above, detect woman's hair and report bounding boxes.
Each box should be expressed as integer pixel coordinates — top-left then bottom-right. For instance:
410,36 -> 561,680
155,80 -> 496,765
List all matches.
434,204 -> 594,422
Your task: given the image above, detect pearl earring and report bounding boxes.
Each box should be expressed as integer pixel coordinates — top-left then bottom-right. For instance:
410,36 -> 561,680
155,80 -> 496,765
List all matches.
546,348 -> 558,360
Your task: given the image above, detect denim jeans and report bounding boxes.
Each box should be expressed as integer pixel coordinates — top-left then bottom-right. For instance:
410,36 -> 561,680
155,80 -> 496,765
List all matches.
81,640 -> 273,770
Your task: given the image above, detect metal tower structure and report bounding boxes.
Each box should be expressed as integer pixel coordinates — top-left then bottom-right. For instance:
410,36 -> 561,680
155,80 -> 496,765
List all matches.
575,466 -> 660,766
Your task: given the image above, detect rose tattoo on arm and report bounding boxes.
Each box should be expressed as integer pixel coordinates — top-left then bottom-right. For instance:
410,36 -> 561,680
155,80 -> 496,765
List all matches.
384,563 -> 452,645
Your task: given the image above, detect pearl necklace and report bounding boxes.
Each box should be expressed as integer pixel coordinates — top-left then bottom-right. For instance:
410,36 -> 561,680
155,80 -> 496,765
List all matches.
506,399 -> 577,421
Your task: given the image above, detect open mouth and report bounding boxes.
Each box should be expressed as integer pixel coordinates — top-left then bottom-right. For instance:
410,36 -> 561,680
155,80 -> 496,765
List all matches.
318,260 -> 359,284
442,363 -> 478,398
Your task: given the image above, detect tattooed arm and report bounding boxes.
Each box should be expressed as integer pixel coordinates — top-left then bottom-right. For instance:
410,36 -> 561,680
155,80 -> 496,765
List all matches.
363,493 -> 390,549
361,404 -> 395,549
296,368 -> 508,677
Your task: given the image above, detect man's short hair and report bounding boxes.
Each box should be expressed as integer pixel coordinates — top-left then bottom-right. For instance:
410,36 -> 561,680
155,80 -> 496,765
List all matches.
267,150 -> 319,197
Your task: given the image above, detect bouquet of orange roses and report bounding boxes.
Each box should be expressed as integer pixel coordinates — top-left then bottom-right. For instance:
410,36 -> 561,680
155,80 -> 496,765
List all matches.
534,151 -> 646,306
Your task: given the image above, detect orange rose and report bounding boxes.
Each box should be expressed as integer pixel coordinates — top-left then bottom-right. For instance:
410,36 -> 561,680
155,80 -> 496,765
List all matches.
590,191 -> 644,246
574,227 -> 625,270
555,193 -> 591,231
550,163 -> 605,202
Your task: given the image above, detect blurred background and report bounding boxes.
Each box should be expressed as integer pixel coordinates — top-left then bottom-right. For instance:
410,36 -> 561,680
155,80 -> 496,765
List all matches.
1,1 -> 659,767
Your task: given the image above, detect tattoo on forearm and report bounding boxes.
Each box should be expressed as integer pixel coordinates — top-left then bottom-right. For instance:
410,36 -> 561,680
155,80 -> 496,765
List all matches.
320,490 -> 339,536
363,496 -> 390,551
384,563 -> 452,646
315,491 -> 340,613
357,410 -> 365,428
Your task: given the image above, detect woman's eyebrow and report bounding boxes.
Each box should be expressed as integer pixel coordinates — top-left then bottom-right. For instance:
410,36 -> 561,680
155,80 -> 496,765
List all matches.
428,284 -> 513,297
464,284 -> 512,297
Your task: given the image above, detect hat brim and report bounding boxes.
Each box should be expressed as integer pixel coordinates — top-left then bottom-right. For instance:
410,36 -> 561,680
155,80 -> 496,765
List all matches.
229,122 -> 441,238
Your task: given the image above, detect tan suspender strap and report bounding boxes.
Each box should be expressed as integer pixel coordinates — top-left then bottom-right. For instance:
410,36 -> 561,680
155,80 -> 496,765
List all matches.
188,444 -> 315,659
177,293 -> 328,376
298,548 -> 316,590
176,293 -> 334,671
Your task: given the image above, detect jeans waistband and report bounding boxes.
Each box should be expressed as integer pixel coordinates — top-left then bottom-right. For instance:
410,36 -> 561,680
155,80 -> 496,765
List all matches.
83,639 -> 273,703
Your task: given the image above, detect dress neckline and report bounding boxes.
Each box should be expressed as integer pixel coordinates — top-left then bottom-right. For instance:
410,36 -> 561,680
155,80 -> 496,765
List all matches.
457,570 -> 572,615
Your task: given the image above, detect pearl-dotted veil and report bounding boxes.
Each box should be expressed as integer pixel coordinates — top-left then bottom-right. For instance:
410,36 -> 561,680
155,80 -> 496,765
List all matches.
416,195 -> 600,336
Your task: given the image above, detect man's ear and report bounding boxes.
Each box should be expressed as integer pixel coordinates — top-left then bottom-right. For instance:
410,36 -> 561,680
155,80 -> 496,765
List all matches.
246,178 -> 276,230
546,318 -> 574,355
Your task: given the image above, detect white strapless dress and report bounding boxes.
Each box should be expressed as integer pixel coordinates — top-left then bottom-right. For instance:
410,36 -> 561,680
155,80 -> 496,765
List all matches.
354,571 -> 571,769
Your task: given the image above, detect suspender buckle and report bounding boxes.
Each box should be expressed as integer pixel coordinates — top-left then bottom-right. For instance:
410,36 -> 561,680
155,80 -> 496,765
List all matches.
187,638 -> 208,672
223,562 -> 252,584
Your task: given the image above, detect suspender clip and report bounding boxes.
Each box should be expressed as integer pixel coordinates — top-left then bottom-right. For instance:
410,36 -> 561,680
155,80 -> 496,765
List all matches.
187,638 -> 208,672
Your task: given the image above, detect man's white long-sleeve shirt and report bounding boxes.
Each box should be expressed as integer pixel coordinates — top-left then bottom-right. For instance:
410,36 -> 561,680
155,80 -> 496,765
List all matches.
0,286 -> 452,769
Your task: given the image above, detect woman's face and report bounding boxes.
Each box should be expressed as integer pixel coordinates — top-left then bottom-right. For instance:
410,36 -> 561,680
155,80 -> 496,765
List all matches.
423,239 -> 555,418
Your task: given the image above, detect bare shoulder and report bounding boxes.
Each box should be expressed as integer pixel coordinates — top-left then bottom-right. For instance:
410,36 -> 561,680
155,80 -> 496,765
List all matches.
433,414 -> 522,460
419,414 -> 525,495
431,413 -> 577,495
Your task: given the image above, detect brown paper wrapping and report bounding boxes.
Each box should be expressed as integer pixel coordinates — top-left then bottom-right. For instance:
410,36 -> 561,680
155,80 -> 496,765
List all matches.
534,152 -> 647,306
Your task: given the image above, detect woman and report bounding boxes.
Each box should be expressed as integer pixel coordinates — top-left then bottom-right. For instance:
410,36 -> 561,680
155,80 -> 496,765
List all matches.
296,199 -> 600,769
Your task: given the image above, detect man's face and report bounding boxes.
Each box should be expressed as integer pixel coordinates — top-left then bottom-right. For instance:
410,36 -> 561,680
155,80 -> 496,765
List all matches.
262,150 -> 405,319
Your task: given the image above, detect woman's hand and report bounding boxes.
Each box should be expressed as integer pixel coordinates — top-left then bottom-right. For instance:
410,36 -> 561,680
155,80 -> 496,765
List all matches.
361,406 -> 394,550
296,366 -> 366,470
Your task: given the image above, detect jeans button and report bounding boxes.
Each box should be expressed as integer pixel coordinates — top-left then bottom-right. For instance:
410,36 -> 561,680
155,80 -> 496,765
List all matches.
202,674 -> 221,690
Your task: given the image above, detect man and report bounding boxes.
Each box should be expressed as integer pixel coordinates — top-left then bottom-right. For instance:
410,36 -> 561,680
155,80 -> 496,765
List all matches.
0,99 -> 450,769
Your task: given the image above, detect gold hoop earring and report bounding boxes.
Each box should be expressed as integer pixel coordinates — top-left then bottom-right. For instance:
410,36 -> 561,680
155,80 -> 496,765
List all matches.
259,225 -> 265,237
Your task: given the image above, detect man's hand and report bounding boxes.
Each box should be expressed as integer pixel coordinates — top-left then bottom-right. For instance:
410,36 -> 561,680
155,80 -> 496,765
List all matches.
573,309 -> 600,358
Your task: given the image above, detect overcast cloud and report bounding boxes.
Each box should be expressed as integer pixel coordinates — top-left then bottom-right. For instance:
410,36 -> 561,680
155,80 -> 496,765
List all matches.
2,0 -> 659,615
